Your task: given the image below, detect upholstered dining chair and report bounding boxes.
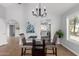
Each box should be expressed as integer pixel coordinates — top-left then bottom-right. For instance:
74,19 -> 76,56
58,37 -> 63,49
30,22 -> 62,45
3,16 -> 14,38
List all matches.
20,33 -> 32,56
45,33 -> 58,56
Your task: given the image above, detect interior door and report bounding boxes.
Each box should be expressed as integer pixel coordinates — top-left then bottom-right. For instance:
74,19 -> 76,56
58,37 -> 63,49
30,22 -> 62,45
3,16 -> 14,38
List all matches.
9,25 -> 15,37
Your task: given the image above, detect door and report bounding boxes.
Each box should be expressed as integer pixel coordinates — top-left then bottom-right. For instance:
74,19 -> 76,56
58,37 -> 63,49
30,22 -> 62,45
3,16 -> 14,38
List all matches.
9,25 -> 15,37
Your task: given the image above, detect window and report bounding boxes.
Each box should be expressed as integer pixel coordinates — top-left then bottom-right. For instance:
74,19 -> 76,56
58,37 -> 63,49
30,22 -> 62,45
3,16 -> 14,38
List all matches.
68,16 -> 79,41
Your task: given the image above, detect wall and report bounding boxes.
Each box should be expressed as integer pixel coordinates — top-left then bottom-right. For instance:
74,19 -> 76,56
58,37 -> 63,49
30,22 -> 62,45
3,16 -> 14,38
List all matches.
61,4 -> 79,55
4,4 -> 61,43
0,18 -> 8,46
23,3 -> 61,42
0,5 -> 7,46
0,3 -> 61,45
0,5 -> 6,19
6,4 -> 25,37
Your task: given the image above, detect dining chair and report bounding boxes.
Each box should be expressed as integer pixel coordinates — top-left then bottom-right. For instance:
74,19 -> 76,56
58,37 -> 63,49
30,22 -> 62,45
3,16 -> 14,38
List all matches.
21,38 -> 33,56
45,33 -> 58,56
20,33 -> 32,56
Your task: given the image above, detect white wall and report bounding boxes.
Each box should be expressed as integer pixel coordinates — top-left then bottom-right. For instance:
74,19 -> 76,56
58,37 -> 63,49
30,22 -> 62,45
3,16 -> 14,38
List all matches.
0,5 -> 7,46
2,4 -> 61,43
23,3 -> 61,41
0,5 -> 6,19
0,3 -> 61,45
61,4 -> 79,55
0,18 -> 8,45
6,4 -> 25,37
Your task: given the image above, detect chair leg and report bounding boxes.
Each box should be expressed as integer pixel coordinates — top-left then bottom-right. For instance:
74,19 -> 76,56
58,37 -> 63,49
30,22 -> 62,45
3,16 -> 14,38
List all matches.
24,48 -> 26,55
46,48 -> 47,55
52,47 -> 57,56
55,47 -> 57,56
21,48 -> 23,56
54,47 -> 57,56
52,48 -> 54,54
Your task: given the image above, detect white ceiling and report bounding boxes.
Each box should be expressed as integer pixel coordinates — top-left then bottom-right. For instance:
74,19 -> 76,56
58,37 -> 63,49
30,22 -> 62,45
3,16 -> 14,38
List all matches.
0,3 -> 14,7
0,3 -> 78,16
43,3 -> 78,16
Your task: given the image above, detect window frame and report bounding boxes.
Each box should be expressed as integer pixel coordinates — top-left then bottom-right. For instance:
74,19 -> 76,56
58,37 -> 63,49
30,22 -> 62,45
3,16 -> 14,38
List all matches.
67,16 -> 79,42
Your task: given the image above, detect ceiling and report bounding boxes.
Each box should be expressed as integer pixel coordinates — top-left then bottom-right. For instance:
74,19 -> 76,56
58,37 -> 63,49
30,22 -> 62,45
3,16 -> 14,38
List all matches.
43,3 -> 79,16
0,3 -> 78,16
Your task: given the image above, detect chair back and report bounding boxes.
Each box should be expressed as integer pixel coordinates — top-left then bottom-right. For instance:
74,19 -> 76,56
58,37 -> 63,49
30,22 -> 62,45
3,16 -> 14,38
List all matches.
52,33 -> 58,45
32,39 -> 35,47
43,39 -> 45,49
22,37 -> 27,45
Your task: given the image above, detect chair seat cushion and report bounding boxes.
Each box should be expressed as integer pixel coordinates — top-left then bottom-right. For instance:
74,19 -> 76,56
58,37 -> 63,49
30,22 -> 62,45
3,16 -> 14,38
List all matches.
46,45 -> 56,49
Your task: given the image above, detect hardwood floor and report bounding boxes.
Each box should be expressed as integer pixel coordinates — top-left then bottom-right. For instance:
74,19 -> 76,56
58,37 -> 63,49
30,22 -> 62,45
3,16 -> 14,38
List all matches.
0,44 -> 76,56
47,45 -> 76,56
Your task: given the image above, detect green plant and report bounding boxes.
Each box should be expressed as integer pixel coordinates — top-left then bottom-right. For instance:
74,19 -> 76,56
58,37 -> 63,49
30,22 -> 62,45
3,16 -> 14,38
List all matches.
56,30 -> 64,38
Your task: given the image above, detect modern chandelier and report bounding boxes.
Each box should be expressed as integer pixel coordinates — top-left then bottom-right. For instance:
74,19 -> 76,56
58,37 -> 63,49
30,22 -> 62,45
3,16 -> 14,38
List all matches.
32,3 -> 47,17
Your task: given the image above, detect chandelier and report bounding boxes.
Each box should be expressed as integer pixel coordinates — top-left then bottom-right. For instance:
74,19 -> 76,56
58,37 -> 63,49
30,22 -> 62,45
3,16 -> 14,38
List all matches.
32,3 -> 47,17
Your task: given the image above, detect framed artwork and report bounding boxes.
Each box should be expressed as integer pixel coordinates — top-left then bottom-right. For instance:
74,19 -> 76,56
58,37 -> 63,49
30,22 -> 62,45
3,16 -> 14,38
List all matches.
26,21 -> 35,33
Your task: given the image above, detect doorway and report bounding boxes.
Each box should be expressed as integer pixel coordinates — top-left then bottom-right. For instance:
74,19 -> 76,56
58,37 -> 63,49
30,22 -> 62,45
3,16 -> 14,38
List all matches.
40,22 -> 51,43
9,25 -> 15,37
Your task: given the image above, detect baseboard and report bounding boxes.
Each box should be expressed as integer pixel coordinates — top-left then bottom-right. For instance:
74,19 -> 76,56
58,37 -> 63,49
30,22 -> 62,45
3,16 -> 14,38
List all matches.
61,43 -> 79,56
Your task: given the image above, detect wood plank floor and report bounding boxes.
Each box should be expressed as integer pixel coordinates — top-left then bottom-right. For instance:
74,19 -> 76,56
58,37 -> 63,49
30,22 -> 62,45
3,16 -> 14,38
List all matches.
0,44 -> 76,56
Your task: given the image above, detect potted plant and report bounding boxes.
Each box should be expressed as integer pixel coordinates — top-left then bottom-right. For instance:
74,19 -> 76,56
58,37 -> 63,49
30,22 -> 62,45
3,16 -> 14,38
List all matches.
56,30 -> 64,44
56,30 -> 64,38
